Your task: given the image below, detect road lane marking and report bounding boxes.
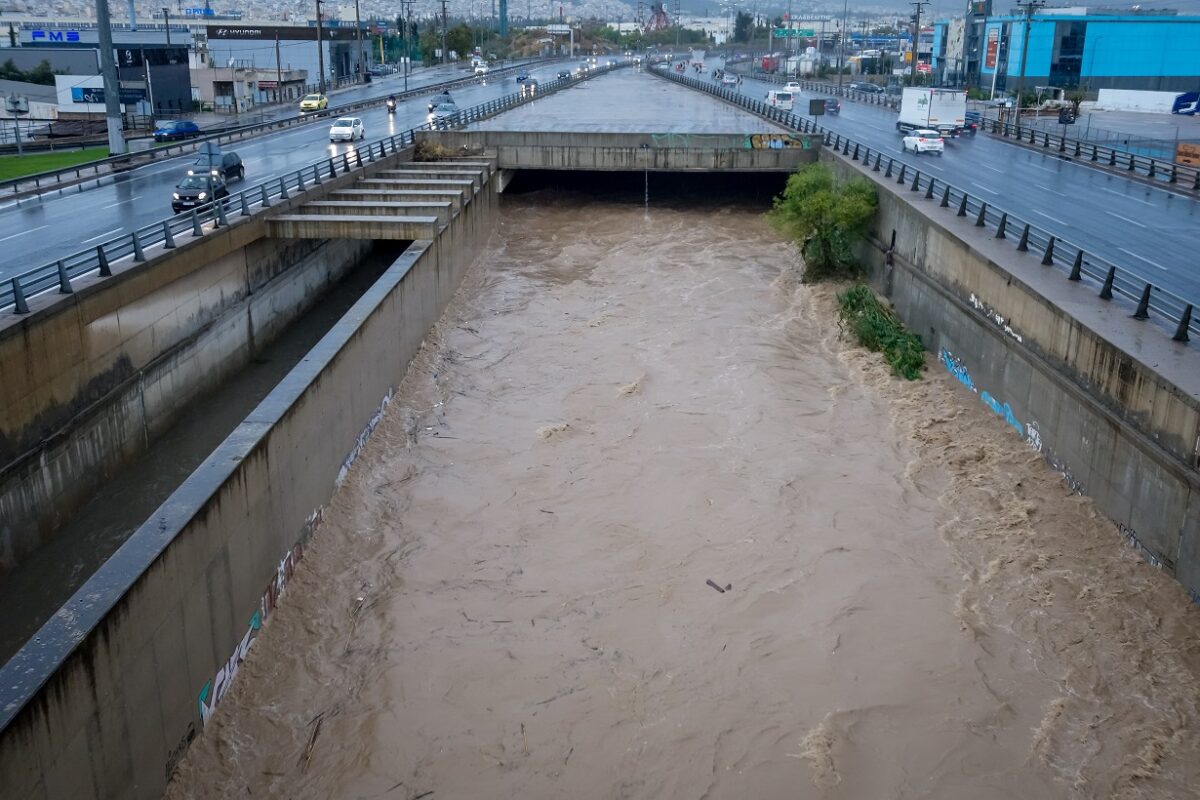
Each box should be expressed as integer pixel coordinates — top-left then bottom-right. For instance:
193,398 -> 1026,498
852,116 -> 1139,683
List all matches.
1033,209 -> 1069,225
977,163 -> 1004,173
102,195 -> 141,209
82,227 -> 124,243
969,182 -> 1000,195
1027,162 -> 1057,173
1119,247 -> 1168,271
1100,187 -> 1156,206
0,224 -> 46,241
1106,211 -> 1147,228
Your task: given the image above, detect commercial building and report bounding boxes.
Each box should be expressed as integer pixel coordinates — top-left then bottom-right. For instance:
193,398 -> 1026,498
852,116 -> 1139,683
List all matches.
933,6 -> 1200,94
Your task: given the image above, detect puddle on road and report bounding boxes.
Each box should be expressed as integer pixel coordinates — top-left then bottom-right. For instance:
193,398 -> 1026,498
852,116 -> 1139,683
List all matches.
166,186 -> 1200,800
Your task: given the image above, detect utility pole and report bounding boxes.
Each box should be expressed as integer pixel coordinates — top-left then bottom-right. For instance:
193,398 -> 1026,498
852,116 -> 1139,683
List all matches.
354,0 -> 366,81
838,0 -> 849,87
909,0 -> 928,86
163,8 -> 171,45
441,0 -> 449,64
95,0 -> 125,155
1013,0 -> 1044,129
315,0 -> 326,93
275,30 -> 283,100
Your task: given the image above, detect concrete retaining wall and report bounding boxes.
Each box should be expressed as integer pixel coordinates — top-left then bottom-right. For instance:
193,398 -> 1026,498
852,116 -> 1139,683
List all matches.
416,129 -> 819,171
0,149 -> 419,576
0,162 -> 496,800
0,237 -> 371,575
821,151 -> 1200,599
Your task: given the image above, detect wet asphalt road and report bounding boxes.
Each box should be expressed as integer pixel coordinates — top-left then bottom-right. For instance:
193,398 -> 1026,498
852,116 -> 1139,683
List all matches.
0,63 -> 565,283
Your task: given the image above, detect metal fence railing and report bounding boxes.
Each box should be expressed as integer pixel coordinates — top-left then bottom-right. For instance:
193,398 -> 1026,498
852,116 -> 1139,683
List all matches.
2,62 -> 628,317
731,68 -> 1200,193
0,58 -> 558,199
653,67 -> 1197,344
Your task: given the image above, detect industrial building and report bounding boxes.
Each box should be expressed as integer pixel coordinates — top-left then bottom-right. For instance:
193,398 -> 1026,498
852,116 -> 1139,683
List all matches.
932,5 -> 1200,94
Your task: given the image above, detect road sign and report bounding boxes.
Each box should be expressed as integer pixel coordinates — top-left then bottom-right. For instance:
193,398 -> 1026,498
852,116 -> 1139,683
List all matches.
70,87 -> 147,104
772,28 -> 814,38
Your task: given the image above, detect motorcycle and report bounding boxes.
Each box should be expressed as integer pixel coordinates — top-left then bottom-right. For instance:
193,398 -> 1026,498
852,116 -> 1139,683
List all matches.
386,98 -> 397,114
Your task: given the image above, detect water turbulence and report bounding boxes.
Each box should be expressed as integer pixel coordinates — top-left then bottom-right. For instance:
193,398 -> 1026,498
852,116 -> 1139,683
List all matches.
166,182 -> 1200,800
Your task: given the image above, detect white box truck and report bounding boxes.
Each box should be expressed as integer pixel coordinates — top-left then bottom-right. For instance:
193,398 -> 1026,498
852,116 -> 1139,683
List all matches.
896,87 -> 968,137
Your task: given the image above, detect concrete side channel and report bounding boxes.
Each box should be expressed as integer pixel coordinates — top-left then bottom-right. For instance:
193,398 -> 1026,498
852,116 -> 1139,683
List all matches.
0,153 -> 498,799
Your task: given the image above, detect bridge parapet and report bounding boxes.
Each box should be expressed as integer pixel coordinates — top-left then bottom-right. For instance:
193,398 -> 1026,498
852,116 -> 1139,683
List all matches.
414,130 -> 819,172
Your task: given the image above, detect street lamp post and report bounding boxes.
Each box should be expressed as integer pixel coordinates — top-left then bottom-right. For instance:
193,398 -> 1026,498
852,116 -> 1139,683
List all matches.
163,8 -> 170,45
315,0 -> 327,93
354,0 -> 366,82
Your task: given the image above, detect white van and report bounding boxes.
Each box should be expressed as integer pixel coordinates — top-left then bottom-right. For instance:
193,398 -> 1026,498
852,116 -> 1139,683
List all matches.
766,90 -> 794,110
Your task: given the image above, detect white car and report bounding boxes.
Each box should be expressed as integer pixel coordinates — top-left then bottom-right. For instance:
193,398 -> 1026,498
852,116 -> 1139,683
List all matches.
784,81 -> 802,92
474,63 -> 488,75
902,129 -> 945,155
329,117 -> 364,142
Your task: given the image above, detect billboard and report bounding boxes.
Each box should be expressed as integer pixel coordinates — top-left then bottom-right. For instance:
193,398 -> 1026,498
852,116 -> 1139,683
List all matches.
985,28 -> 998,69
207,25 -> 361,41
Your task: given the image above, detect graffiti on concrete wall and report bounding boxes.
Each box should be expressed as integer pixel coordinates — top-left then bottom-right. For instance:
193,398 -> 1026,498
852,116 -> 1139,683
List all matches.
745,133 -> 810,150
197,538 -> 308,726
941,346 -> 1041,451
969,293 -> 1023,343
650,132 -> 693,148
337,387 -> 394,487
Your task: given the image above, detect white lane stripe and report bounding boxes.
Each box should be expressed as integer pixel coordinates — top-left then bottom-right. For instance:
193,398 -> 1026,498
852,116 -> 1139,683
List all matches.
977,163 -> 1004,173
1106,211 -> 1147,229
1033,209 -> 1069,226
1027,162 -> 1057,173
969,181 -> 1000,195
1101,187 -> 1156,206
81,227 -> 124,243
102,195 -> 141,209
0,224 -> 46,242
1119,247 -> 1168,271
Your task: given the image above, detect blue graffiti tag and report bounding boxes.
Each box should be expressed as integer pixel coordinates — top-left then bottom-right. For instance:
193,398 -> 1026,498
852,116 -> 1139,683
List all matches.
939,348 -> 976,393
980,391 -> 1025,437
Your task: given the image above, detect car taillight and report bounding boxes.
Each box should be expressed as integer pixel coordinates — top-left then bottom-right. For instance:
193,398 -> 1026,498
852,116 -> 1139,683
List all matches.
918,137 -> 926,142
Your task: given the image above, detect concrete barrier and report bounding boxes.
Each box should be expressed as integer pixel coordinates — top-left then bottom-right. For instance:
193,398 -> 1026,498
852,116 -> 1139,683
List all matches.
415,130 -> 820,172
821,150 -> 1200,601
0,161 -> 497,800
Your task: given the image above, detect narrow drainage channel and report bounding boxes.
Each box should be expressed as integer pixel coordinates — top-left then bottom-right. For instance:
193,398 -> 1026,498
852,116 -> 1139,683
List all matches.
0,242 -> 404,665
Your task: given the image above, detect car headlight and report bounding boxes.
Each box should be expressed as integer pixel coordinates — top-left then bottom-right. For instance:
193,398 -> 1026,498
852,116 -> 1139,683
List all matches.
172,192 -> 180,200
211,169 -> 219,176
187,169 -> 196,176
198,192 -> 207,200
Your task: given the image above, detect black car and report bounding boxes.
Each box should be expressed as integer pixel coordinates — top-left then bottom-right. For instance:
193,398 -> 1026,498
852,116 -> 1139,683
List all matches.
821,97 -> 842,114
172,174 -> 230,214
557,70 -> 571,79
189,151 -> 244,181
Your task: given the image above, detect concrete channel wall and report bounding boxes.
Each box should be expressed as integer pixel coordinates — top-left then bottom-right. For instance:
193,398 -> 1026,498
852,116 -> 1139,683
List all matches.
821,151 -> 1200,601
0,150 -> 418,576
415,129 -> 820,172
0,236 -> 371,574
0,160 -> 496,800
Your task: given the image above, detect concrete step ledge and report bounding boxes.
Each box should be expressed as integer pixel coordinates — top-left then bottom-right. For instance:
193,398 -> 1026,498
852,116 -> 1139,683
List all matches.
329,189 -> 466,210
267,214 -> 441,240
298,201 -> 452,224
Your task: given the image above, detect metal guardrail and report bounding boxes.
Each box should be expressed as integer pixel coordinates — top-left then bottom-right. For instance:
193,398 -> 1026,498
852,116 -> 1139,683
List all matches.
655,67 -> 1198,344
1,62 -> 627,317
735,69 -> 1200,193
0,58 -> 556,198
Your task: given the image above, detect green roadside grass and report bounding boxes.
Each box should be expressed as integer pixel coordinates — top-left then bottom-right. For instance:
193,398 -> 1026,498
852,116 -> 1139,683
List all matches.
0,147 -> 110,182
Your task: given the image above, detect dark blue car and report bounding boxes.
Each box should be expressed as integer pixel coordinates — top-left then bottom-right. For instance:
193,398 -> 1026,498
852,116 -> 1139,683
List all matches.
153,120 -> 201,142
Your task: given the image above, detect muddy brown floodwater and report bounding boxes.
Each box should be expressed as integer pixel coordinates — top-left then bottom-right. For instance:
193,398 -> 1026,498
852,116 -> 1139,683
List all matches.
167,187 -> 1200,800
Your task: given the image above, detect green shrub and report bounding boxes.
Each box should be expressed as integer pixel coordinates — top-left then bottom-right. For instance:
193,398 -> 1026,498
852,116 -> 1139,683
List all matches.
767,163 -> 878,282
836,284 -> 924,380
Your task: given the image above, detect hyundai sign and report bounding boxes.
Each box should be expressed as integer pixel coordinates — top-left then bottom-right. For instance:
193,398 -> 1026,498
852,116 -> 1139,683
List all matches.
31,30 -> 81,42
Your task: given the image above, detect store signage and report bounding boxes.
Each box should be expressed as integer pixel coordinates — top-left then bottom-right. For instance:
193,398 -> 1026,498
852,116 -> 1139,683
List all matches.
31,30 -> 81,42
207,25 -> 360,41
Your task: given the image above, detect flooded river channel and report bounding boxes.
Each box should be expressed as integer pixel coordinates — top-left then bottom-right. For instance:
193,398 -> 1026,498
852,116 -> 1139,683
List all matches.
167,184 -> 1200,800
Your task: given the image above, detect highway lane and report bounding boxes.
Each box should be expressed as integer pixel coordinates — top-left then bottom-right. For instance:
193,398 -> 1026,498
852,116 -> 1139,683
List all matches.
723,67 -> 1200,303
0,63 -> 564,282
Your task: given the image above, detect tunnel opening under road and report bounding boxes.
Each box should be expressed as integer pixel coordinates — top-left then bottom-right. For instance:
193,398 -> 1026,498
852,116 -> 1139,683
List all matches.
0,240 -> 407,666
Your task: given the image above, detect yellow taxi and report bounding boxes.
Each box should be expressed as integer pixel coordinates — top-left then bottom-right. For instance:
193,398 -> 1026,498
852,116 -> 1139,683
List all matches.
299,93 -> 328,112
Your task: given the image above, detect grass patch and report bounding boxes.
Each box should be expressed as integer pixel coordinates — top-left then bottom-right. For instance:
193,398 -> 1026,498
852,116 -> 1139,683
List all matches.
836,284 -> 925,380
0,147 -> 109,182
